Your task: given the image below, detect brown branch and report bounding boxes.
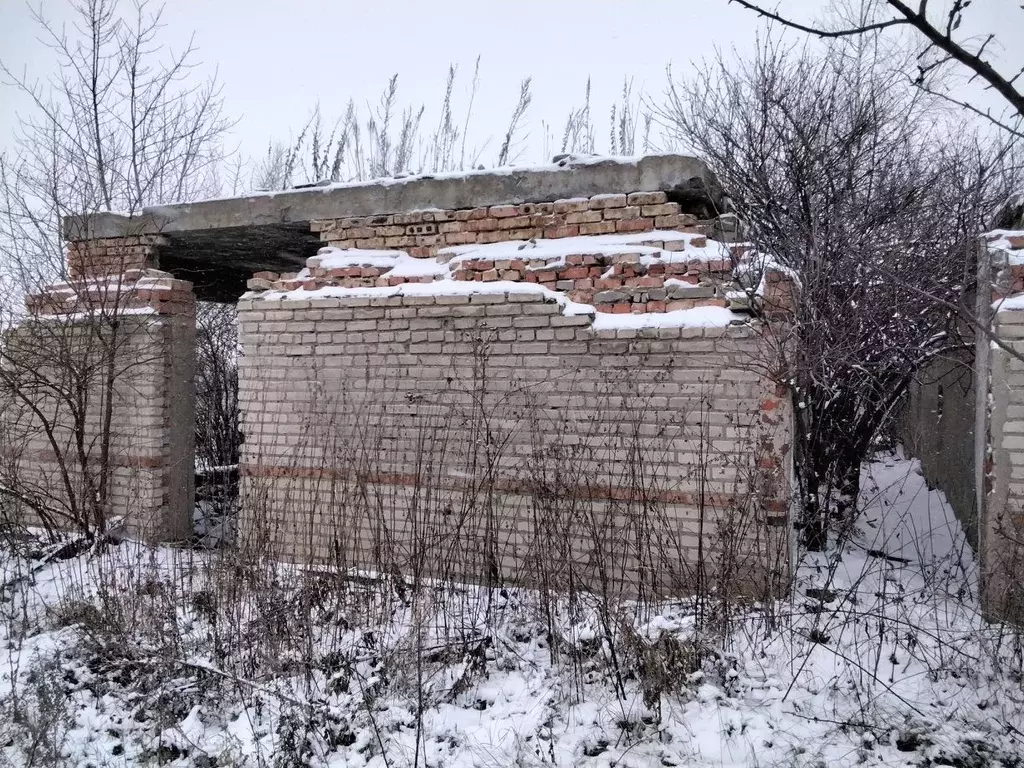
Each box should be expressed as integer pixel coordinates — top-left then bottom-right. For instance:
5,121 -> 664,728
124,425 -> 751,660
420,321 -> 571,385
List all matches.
869,262 -> 1024,367
914,80 -> 1024,140
728,0 -> 909,37
886,0 -> 1024,118
731,0 -> 1024,124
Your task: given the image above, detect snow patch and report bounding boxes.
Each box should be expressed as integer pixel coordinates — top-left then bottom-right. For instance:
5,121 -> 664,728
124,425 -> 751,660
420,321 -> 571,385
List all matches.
309,247 -> 449,279
252,281 -> 737,329
3,452 -> 1020,767
592,306 -> 736,330
986,229 -> 1024,264
440,230 -> 726,264
994,294 -> 1024,311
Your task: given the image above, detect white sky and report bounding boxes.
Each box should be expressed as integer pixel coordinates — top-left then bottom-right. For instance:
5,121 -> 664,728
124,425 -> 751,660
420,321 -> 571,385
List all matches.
1,0 -> 1022,176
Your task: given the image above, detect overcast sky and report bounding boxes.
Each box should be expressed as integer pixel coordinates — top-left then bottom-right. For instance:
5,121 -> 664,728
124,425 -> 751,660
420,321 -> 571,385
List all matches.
2,0 -> 1023,179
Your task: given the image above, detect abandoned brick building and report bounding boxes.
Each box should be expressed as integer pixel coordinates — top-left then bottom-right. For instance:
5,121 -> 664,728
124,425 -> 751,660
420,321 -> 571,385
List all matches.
6,154 -> 1022,617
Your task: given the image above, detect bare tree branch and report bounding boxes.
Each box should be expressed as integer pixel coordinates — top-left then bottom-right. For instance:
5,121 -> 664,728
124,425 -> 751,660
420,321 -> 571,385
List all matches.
729,0 -> 1024,129
729,0 -> 909,37
0,0 -> 230,539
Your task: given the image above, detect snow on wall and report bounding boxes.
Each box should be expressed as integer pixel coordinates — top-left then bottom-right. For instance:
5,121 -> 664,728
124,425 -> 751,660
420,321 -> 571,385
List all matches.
245,189 -> 754,321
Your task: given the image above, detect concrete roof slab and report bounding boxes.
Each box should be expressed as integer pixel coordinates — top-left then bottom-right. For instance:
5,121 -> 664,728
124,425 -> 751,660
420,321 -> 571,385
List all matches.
62,154 -> 722,302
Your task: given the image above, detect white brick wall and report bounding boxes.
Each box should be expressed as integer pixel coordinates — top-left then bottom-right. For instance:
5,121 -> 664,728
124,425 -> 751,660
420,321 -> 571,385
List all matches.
984,307 -> 1024,619
237,291 -> 793,600
0,308 -> 195,541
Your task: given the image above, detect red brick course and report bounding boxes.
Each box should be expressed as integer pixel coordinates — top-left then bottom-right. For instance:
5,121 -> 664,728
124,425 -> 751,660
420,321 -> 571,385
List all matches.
25,269 -> 195,318
313,194 -> 704,254
67,235 -> 166,280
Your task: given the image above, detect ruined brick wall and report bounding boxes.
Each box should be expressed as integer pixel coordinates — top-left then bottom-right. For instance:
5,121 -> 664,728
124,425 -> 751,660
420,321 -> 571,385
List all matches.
236,290 -> 791,598
45,158 -> 793,592
234,168 -> 795,596
978,233 -> 1024,621
312,192 -> 700,255
902,351 -> 978,545
251,190 -> 737,316
67,235 -> 165,280
1,266 -> 194,541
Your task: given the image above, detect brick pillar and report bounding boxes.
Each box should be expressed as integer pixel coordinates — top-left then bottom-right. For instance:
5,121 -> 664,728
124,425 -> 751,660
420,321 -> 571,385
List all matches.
979,235 -> 1024,622
7,265 -> 195,542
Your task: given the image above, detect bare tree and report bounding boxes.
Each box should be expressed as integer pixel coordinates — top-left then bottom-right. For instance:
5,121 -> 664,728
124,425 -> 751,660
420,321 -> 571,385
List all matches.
195,303 -> 239,472
730,0 -> 1024,137
660,38 -> 1010,549
0,0 -> 229,540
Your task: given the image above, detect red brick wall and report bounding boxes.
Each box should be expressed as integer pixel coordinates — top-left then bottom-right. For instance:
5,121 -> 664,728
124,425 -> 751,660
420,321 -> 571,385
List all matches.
67,236 -> 165,280
311,192 -> 702,254
246,190 -> 747,316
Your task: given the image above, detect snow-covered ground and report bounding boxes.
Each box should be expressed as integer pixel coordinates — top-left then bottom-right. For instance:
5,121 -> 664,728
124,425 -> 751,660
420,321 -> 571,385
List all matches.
1,451 -> 1022,767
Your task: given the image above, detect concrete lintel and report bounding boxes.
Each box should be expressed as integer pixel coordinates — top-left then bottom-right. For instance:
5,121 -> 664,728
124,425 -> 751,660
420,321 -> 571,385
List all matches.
63,155 -> 720,241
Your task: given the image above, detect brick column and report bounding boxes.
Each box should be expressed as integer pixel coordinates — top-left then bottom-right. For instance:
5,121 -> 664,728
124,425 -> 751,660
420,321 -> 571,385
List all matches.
979,235 -> 1024,621
6,266 -> 195,542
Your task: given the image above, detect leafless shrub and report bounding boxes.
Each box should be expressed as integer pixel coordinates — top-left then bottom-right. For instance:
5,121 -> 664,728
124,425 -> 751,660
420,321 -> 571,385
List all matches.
0,0 -> 227,542
253,66 -> 489,189
0,301 -> 170,539
194,302 -> 240,542
659,37 -> 1011,549
195,302 -> 239,469
3,654 -> 72,767
560,77 -> 654,157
